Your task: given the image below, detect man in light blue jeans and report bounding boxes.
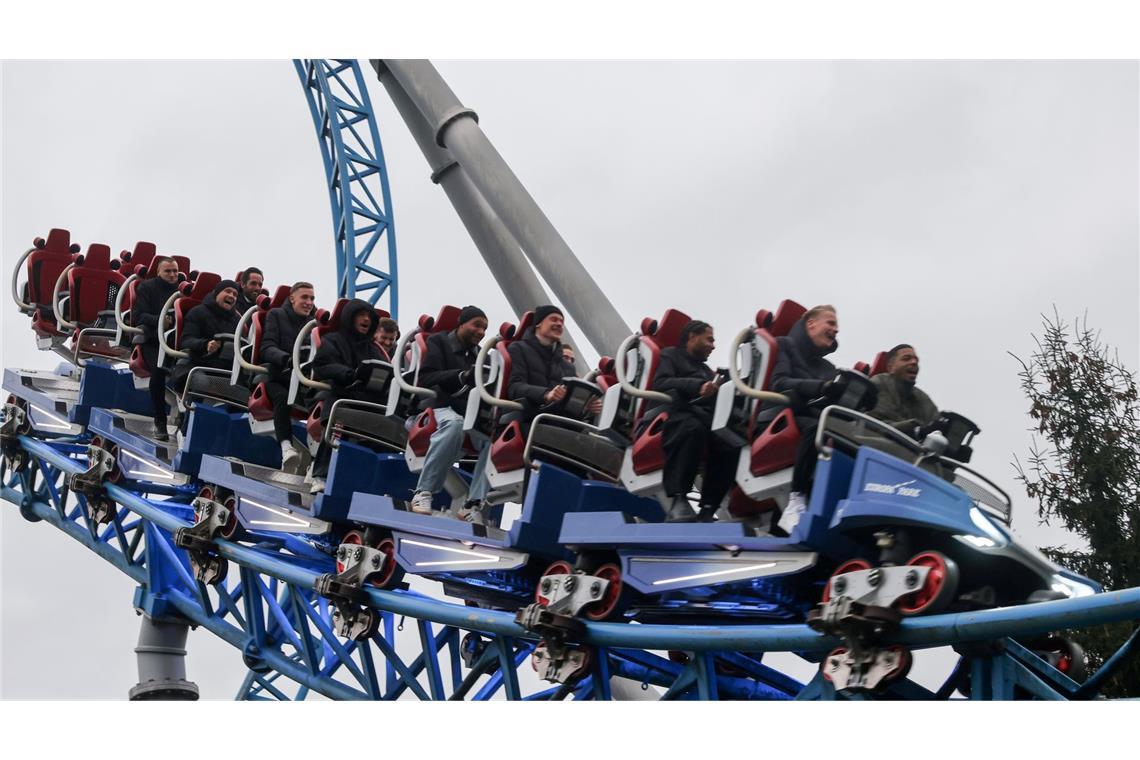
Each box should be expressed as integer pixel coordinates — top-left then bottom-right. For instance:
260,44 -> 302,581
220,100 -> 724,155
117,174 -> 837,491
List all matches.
408,306 -> 494,524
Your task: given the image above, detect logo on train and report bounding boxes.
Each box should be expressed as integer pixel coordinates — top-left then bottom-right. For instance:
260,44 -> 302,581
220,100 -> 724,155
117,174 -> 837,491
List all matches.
863,479 -> 922,498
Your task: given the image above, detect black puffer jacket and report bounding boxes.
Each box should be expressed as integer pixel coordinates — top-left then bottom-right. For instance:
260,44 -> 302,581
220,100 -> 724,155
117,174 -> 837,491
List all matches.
507,329 -> 574,414
131,275 -> 180,345
179,283 -> 241,367
261,302 -> 309,370
756,319 -> 838,424
648,345 -> 717,424
419,330 -> 479,414
313,299 -> 382,389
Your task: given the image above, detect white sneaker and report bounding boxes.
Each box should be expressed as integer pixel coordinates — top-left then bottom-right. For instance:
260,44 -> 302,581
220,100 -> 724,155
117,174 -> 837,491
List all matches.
281,443 -> 302,474
309,477 -> 326,495
410,490 -> 435,515
777,491 -> 808,534
458,500 -> 488,526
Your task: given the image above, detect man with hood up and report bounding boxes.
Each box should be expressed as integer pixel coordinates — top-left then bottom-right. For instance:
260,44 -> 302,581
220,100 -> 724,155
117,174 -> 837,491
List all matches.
257,281 -> 317,473
131,256 -> 182,441
169,279 -> 241,395
757,304 -> 846,534
308,298 -> 385,489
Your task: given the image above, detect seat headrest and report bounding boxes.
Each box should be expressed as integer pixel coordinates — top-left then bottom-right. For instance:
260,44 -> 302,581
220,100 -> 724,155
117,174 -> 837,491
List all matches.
39,228 -> 74,253
122,241 -> 156,266
498,321 -> 516,340
754,309 -> 774,330
597,356 -> 615,375
79,243 -> 112,270
869,351 -> 889,376
187,271 -> 221,299
653,309 -> 692,348
769,299 -> 806,337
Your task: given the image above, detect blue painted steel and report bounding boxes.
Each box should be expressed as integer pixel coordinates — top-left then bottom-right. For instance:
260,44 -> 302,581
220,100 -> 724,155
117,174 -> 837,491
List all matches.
7,429 -> 1140,700
295,59 -> 398,317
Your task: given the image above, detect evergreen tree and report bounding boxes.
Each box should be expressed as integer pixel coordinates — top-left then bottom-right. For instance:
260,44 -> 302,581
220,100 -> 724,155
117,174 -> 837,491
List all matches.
1011,310 -> 1140,698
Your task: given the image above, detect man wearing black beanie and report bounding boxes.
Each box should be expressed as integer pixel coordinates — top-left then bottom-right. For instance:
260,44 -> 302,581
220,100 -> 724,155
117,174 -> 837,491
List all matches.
507,304 -> 598,423
408,305 -> 495,524
169,278 -> 241,394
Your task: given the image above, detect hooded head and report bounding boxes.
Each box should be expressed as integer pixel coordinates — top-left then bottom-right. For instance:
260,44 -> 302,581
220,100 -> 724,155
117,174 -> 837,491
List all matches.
341,299 -> 378,340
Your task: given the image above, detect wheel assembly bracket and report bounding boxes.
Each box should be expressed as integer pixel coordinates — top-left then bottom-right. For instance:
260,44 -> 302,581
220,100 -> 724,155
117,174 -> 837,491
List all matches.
173,496 -> 234,586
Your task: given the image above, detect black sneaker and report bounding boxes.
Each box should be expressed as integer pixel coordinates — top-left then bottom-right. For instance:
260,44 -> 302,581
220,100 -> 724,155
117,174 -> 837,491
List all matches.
666,496 -> 697,523
153,419 -> 169,442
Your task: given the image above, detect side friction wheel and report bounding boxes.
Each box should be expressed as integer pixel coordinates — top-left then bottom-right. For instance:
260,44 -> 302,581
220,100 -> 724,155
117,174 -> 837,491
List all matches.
219,495 -> 240,540
822,558 -> 873,603
535,560 -> 573,606
897,551 -> 959,616
367,537 -> 405,590
584,563 -> 630,622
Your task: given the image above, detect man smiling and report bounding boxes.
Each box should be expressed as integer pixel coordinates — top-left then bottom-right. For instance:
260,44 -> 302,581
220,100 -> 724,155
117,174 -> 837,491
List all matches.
869,343 -> 939,438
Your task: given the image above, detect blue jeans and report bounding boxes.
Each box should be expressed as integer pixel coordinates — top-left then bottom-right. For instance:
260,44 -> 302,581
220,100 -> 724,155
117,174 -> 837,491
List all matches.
415,406 -> 491,501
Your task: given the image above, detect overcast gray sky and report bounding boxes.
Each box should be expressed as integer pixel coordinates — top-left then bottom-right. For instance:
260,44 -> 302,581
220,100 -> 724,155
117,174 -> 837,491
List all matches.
2,60 -> 1137,698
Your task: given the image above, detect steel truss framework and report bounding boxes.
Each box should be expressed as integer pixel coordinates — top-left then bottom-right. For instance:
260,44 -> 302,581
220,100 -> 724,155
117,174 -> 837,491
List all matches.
295,59 -> 399,317
3,435 -> 1140,701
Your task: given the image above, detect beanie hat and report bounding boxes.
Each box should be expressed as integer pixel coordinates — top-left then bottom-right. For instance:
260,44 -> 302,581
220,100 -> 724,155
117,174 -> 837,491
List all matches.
533,304 -> 564,326
458,305 -> 487,326
212,279 -> 240,298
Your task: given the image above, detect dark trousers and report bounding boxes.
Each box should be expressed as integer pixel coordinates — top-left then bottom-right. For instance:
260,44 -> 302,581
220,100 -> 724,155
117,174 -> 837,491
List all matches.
662,413 -> 737,507
263,379 -> 292,443
792,417 -> 820,493
149,368 -> 169,422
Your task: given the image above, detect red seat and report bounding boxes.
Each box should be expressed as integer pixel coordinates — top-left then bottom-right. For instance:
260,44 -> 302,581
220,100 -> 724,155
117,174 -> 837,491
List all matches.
27,229 -> 81,338
405,305 -> 467,461
618,309 -> 691,486
63,243 -> 126,331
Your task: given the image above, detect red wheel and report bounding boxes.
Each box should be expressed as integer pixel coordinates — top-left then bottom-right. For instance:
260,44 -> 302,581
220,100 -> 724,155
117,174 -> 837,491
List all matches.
821,559 -> 873,603
584,563 -> 628,622
219,495 -> 240,540
821,647 -> 847,682
197,485 -> 214,501
535,560 -> 573,606
368,537 -> 404,589
337,530 -> 365,574
897,551 -> 959,616
882,645 -> 913,683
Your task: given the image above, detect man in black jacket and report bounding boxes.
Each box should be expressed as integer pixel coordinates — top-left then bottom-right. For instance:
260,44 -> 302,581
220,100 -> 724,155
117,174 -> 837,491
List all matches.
407,306 -> 492,520
257,281 -> 316,472
651,320 -> 737,522
507,305 -> 596,424
131,256 -> 181,441
234,267 -> 264,314
759,304 -> 843,533
169,279 -> 241,394
308,299 -> 385,488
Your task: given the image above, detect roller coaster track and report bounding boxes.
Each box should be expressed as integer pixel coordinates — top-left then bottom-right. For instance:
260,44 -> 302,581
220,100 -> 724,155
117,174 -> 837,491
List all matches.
4,60 -> 1139,701
4,435 -> 1139,700
295,59 -> 398,317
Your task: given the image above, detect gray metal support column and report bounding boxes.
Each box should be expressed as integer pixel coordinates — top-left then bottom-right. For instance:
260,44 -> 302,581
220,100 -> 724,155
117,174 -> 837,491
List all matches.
128,615 -> 199,700
381,59 -> 630,357
370,60 -> 584,367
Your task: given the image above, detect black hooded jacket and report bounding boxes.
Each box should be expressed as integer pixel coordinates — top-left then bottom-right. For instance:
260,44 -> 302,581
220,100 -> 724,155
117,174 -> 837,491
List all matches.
507,328 -> 574,411
313,299 -> 382,389
131,275 -> 180,345
756,319 -> 838,424
261,301 -> 310,370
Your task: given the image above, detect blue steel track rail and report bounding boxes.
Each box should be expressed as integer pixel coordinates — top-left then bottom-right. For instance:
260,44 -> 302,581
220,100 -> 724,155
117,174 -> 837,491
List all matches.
295,59 -> 399,317
3,434 -> 1140,700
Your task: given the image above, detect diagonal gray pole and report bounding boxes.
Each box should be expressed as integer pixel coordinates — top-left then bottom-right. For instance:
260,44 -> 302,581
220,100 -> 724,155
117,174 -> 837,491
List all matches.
381,59 -> 630,357
370,60 -> 584,370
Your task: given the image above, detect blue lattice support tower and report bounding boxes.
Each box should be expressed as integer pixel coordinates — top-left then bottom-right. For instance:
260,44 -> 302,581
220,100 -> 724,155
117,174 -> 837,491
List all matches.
295,59 -> 399,317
